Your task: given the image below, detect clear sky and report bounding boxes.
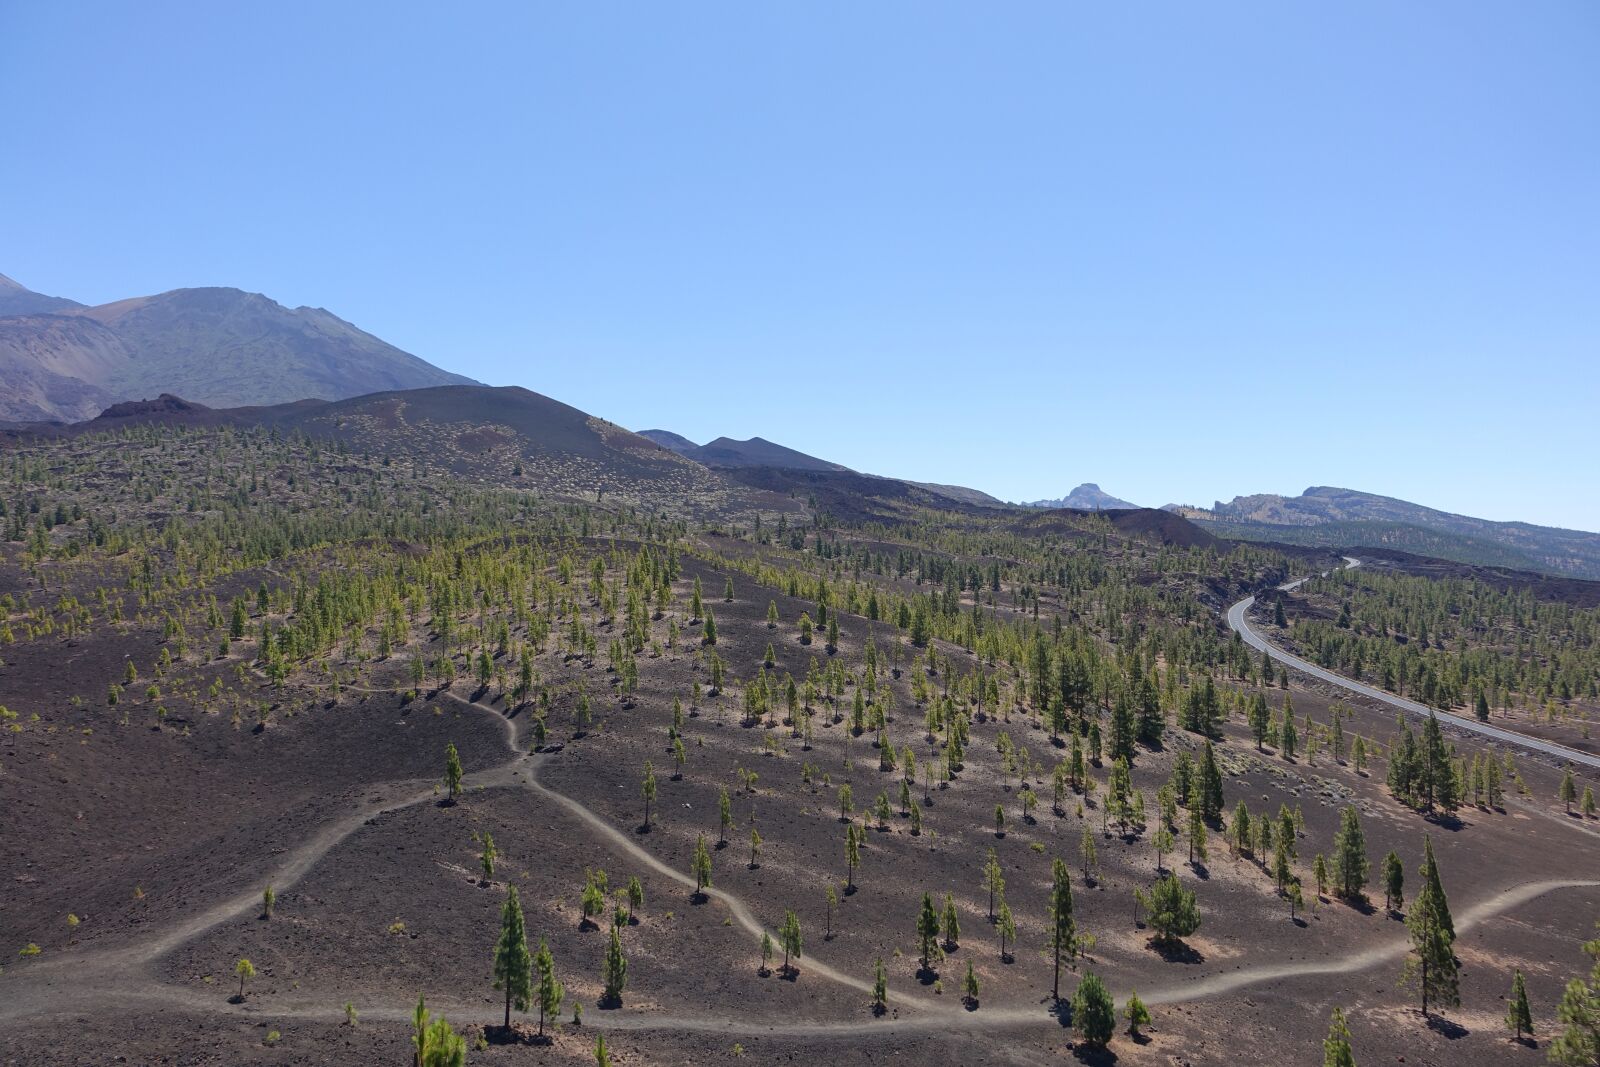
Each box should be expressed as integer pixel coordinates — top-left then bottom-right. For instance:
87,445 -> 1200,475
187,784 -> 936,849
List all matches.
3,2 -> 1597,529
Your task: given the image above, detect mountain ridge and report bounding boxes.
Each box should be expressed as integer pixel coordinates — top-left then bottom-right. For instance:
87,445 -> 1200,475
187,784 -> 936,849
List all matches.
634,428 -> 1006,507
0,272 -> 84,317
1166,485 -> 1600,579
635,429 -> 849,472
0,275 -> 476,421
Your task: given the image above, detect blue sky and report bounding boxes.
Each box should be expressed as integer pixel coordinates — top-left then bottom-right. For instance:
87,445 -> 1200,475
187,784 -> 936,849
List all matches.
3,2 -> 1597,529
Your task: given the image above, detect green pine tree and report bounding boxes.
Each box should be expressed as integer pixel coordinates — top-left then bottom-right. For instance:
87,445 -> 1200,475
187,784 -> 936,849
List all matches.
1505,969 -> 1533,1042
1323,1007 -> 1356,1067
492,885 -> 534,1030
1332,806 -> 1369,900
779,910 -> 803,975
601,924 -> 628,1005
1382,850 -> 1404,913
1548,919 -> 1599,1065
1049,858 -> 1076,1000
1071,971 -> 1116,1048
443,741 -> 463,802
917,892 -> 943,971
535,938 -> 563,1037
1126,990 -> 1151,1037
1403,836 -> 1458,1016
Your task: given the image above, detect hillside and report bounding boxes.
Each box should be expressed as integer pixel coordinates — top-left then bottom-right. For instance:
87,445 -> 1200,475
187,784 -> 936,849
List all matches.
5,415 -> 1594,1067
0,273 -> 83,317
635,428 -> 700,455
0,277 -> 476,421
0,314 -> 123,422
1168,486 -> 1600,579
634,429 -> 849,472
636,428 -> 1003,508
51,385 -> 786,520
900,479 -> 1006,508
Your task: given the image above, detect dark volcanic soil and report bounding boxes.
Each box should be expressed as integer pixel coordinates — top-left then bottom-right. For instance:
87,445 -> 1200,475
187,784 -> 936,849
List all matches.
3,551 -> 1597,1067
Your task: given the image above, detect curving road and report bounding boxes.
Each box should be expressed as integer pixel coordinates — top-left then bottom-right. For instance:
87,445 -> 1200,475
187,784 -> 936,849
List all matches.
1227,559 -> 1600,770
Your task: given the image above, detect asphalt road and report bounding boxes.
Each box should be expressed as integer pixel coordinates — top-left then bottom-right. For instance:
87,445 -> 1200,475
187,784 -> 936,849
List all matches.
1226,558 -> 1600,770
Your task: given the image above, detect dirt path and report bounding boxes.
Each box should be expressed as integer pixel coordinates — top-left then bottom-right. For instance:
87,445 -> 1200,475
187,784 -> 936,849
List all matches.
10,873 -> 1594,1041
4,686 -> 1594,1042
0,687 -> 934,1025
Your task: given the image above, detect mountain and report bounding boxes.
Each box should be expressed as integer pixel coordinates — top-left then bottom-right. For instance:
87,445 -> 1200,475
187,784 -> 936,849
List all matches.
0,273 -> 83,317
692,436 -> 850,472
636,429 -> 701,456
1026,483 -> 1138,511
1166,486 -> 1600,580
0,277 -> 476,422
633,428 -> 1006,508
902,480 -> 1006,508
635,430 -> 850,472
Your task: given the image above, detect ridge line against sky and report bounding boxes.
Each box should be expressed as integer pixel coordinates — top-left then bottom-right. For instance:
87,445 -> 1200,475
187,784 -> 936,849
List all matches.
2,1 -> 1596,529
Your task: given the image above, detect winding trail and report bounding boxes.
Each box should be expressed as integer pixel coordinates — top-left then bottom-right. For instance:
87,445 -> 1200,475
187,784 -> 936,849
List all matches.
1227,558 -> 1600,770
4,681 -> 1595,1042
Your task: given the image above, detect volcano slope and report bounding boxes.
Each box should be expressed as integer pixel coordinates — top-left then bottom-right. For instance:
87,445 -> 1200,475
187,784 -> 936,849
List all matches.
0,425 -> 1596,1067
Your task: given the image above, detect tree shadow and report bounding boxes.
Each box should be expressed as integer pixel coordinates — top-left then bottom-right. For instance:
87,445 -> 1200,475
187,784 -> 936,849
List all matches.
915,965 -> 941,986
1150,938 -> 1205,964
1425,1015 -> 1468,1040
597,994 -> 622,1011
486,1023 -> 543,1046
1070,1043 -> 1119,1064
1341,894 -> 1376,916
